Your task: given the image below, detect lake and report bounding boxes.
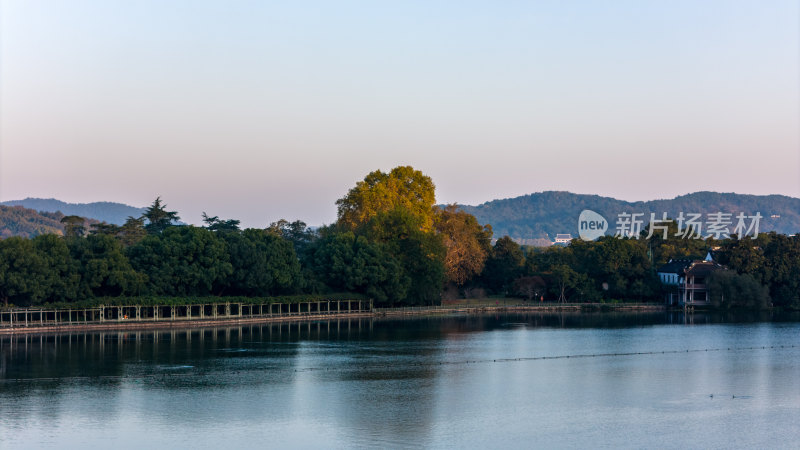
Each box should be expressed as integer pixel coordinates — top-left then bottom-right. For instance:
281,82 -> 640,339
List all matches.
1,311 -> 799,449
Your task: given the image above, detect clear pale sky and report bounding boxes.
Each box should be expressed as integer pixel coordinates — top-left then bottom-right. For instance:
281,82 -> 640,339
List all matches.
1,0 -> 798,228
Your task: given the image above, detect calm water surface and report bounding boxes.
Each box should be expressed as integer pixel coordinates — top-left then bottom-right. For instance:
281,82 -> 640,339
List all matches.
1,312 -> 799,449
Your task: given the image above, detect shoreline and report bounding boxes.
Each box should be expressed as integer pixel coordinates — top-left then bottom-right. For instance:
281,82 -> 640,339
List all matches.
0,303 -> 667,335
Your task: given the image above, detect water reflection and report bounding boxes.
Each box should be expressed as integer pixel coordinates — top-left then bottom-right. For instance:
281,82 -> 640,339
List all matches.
2,311 -> 797,383
1,312 -> 799,449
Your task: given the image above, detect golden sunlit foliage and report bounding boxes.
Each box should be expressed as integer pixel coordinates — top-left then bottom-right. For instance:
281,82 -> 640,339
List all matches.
435,205 -> 492,286
336,166 -> 436,232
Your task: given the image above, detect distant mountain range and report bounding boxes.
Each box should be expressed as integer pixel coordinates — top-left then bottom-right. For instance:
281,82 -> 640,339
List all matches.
458,191 -> 800,242
0,198 -> 145,226
2,192 -> 799,241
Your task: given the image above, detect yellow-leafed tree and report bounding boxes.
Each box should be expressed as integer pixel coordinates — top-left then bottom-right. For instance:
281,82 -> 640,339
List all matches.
336,166 -> 437,232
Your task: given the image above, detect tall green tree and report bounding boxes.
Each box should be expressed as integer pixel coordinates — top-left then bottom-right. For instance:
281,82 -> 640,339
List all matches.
570,237 -> 657,300
202,213 -> 241,234
127,226 -> 231,296
716,236 -> 766,280
60,215 -> 86,238
758,233 -> 800,308
707,270 -> 770,310
223,229 -> 303,296
481,236 -> 525,294
68,234 -> 146,297
142,197 -> 180,235
307,231 -> 408,303
0,235 -> 80,306
549,264 -> 578,303
365,208 -> 446,305
717,233 -> 800,308
118,216 -> 147,246
31,234 -> 80,303
267,219 -> 316,257
546,264 -> 596,303
0,237 -> 49,306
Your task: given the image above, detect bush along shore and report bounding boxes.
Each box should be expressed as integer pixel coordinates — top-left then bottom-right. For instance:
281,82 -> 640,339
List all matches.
2,166 -> 798,311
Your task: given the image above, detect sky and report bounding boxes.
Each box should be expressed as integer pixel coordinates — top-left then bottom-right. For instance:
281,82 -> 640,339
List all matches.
1,0 -> 798,228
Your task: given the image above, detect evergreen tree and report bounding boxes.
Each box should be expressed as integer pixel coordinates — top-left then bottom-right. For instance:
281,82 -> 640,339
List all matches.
142,197 -> 180,235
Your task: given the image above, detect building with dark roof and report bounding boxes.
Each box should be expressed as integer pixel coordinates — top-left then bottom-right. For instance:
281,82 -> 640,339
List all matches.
657,257 -> 724,306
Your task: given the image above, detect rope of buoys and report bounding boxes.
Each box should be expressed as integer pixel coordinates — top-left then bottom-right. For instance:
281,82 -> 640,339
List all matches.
289,344 -> 796,373
1,344 -> 795,382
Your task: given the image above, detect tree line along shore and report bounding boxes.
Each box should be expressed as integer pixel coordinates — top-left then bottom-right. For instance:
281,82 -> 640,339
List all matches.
1,166 -> 798,311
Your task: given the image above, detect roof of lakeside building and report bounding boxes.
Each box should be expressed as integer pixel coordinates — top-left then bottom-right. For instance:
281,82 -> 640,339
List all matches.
657,259 -> 693,274
657,259 -> 724,276
686,261 -> 724,276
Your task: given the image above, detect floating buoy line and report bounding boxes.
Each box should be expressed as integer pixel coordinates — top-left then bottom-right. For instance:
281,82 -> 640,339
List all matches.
291,344 -> 797,373
1,344 -> 795,383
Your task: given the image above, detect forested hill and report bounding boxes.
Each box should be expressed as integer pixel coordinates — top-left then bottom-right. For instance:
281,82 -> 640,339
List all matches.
458,191 -> 800,241
0,205 -> 103,238
0,198 -> 144,225
0,205 -> 65,238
